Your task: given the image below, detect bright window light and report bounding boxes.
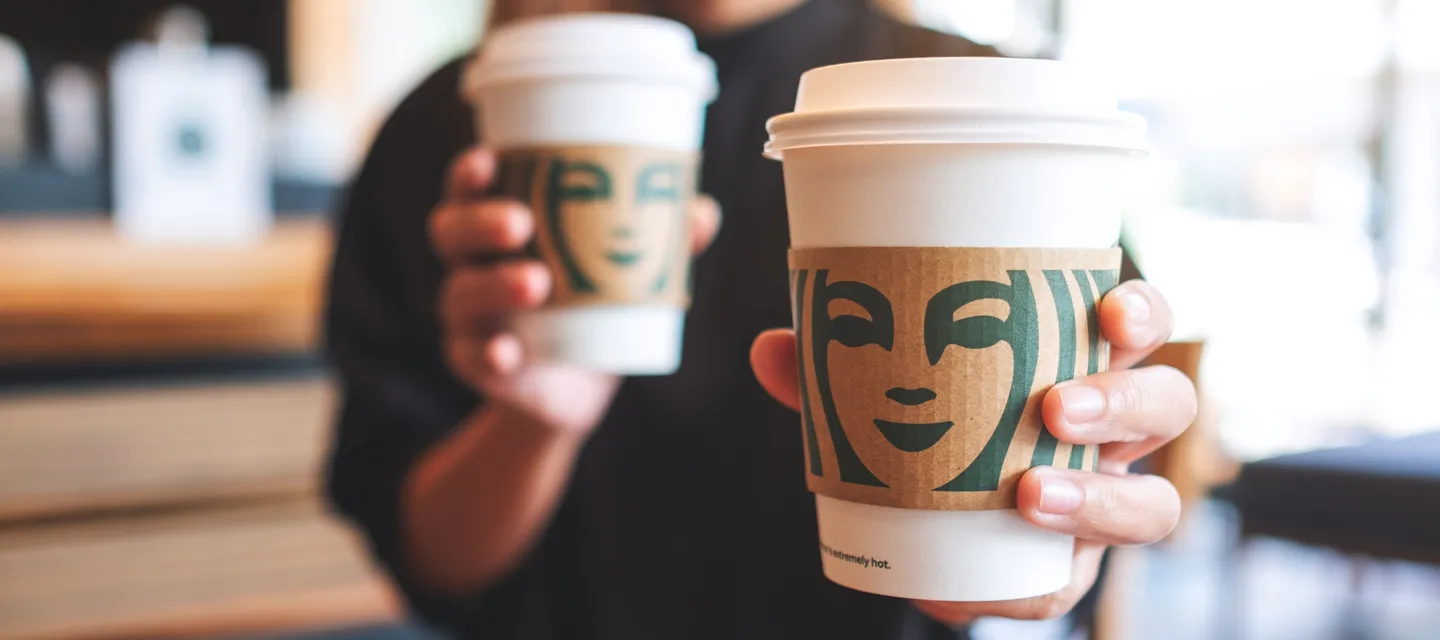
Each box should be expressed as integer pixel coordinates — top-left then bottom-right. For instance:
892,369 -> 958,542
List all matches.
909,0 -> 1018,45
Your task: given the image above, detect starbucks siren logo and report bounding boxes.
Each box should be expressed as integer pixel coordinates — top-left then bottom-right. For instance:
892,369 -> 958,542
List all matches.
495,147 -> 695,306
789,247 -> 1119,511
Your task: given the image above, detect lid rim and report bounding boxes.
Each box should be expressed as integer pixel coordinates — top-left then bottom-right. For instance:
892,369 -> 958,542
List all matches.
465,13 -> 716,99
765,105 -> 1147,157
762,138 -> 1150,160
470,63 -> 715,85
466,54 -> 717,100
767,106 -> 1145,131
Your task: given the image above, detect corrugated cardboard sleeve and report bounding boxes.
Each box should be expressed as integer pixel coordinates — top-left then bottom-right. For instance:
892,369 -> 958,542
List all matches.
789,247 -> 1122,511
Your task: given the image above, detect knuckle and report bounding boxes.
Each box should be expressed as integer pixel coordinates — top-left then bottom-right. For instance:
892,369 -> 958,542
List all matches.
1114,476 -> 1180,545
1082,477 -> 1147,545
1108,372 -> 1149,419
1086,477 -> 1122,527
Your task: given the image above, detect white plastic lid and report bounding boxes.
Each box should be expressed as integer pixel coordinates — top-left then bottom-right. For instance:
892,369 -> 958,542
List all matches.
765,57 -> 1146,158
465,13 -> 717,101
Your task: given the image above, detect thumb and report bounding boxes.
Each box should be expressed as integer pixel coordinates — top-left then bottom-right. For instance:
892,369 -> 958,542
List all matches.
751,329 -> 801,412
689,194 -> 722,255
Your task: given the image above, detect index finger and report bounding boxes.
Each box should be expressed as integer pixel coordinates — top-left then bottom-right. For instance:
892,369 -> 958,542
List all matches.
446,147 -> 497,201
1040,365 -> 1197,452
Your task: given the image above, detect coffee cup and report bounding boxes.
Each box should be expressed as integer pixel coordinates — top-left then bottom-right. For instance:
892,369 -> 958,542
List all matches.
464,14 -> 717,374
766,57 -> 1146,601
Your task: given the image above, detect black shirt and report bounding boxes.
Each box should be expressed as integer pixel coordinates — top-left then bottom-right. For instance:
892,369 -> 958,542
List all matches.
325,2 -> 997,638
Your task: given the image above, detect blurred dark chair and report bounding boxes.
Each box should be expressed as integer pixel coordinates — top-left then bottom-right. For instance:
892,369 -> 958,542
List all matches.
1221,431 -> 1440,564
1216,431 -> 1440,634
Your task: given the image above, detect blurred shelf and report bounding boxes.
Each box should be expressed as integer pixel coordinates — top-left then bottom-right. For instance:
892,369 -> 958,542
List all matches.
0,164 -> 342,214
0,498 -> 401,640
0,167 -> 108,213
0,216 -> 330,365
0,375 -> 334,524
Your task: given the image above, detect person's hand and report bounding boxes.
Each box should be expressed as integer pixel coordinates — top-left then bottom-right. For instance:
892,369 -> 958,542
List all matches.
432,146 -> 722,435
750,280 -> 1195,624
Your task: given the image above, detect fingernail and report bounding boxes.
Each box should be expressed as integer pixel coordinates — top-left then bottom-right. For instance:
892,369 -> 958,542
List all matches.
1058,383 -> 1106,425
466,152 -> 489,179
1038,472 -> 1085,515
487,334 -> 523,375
517,266 -> 552,305
1123,290 -> 1151,326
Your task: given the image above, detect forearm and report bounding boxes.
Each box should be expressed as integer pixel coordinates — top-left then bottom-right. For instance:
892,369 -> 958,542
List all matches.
402,404 -> 586,593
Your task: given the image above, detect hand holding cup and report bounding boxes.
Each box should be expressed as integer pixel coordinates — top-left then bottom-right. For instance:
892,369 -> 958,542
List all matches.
432,146 -> 721,434
752,279 -> 1195,623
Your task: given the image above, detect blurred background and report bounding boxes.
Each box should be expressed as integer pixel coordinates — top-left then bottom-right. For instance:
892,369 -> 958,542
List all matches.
0,1 -> 1436,639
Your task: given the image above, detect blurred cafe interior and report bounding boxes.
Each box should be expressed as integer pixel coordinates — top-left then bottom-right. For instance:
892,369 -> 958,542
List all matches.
0,1 -> 1437,639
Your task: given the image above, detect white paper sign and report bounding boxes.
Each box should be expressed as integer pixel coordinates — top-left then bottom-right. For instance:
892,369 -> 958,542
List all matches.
111,43 -> 271,243
0,35 -> 29,168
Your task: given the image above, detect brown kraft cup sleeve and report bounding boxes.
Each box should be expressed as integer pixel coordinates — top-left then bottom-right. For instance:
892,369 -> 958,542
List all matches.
493,146 -> 697,308
788,246 -> 1123,511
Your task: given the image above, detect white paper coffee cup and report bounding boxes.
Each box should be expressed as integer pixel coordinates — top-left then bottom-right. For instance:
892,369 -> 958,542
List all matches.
464,14 -> 716,374
767,57 -> 1146,602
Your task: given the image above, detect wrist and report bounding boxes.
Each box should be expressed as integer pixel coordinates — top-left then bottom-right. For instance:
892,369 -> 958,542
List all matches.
482,402 -> 594,448
409,404 -> 587,513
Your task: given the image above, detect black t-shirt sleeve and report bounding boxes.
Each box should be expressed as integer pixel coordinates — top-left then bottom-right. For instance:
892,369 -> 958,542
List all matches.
322,59 -> 480,629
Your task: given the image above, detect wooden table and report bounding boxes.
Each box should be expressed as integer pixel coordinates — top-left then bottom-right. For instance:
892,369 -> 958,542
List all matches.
0,499 -> 401,640
0,217 -> 401,639
0,217 -> 330,365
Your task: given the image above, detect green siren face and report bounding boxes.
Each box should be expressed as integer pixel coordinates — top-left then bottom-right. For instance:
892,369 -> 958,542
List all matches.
789,247 -> 1119,510
495,147 -> 695,305
804,270 -> 1039,492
